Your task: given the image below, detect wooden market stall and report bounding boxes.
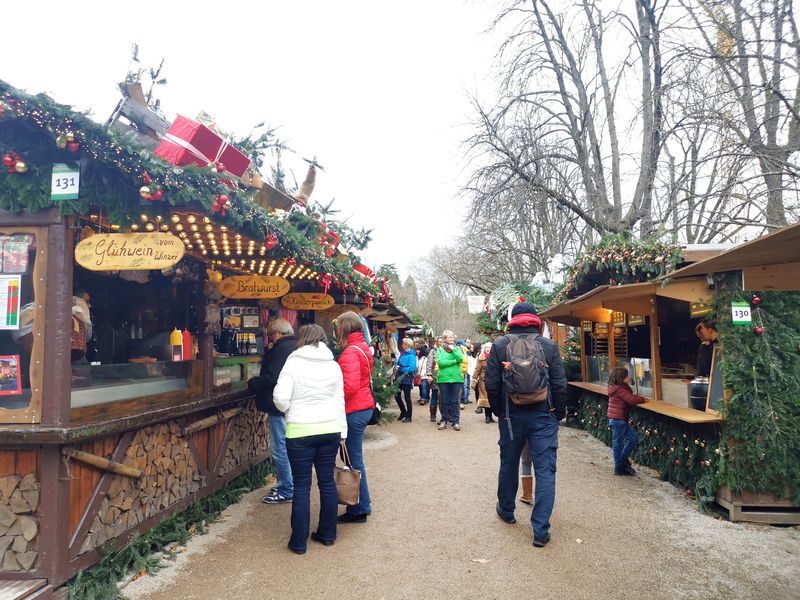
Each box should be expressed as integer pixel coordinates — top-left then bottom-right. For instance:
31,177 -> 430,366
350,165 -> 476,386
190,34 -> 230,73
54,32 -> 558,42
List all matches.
542,224 -> 800,524
0,82 -> 385,596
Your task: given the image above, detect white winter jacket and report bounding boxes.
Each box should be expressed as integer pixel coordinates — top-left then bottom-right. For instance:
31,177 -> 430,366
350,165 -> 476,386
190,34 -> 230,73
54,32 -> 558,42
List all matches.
273,343 -> 347,438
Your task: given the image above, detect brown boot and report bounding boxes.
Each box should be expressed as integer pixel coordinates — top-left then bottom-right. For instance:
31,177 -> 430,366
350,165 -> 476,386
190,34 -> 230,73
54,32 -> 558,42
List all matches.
520,476 -> 533,505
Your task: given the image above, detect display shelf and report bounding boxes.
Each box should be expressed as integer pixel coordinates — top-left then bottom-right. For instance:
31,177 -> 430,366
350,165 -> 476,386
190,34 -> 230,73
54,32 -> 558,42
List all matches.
568,381 -> 723,424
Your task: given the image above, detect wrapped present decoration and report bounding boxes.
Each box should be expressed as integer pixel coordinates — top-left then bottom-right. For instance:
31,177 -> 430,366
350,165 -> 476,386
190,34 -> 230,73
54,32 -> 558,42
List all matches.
154,115 -> 251,177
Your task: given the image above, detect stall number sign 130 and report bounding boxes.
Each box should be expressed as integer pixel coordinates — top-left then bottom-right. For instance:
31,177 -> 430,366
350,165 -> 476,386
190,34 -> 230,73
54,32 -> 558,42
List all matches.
51,163 -> 80,200
731,302 -> 752,325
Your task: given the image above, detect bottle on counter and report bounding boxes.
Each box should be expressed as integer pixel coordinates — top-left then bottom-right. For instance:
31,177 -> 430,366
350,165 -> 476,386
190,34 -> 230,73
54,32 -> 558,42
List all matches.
182,329 -> 193,360
170,327 -> 183,361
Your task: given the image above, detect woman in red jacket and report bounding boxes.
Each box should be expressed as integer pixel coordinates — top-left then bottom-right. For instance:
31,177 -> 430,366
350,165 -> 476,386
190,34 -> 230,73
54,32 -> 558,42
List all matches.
607,367 -> 646,476
336,311 -> 375,522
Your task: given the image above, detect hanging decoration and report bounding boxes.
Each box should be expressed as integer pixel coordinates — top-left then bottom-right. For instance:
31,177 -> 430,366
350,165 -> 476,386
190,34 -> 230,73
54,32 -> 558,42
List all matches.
2,151 -> 25,174
212,194 -> 230,216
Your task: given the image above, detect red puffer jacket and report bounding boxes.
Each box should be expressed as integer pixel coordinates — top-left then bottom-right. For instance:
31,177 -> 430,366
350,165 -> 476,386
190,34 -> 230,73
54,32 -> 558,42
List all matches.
607,384 -> 646,421
338,331 -> 375,414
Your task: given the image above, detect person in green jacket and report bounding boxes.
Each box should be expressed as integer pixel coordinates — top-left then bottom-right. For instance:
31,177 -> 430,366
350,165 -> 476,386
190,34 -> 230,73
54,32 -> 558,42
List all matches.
436,330 -> 465,431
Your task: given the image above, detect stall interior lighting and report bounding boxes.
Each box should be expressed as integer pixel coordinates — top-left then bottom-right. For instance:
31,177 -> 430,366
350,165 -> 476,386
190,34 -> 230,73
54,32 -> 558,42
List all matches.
124,212 -> 321,279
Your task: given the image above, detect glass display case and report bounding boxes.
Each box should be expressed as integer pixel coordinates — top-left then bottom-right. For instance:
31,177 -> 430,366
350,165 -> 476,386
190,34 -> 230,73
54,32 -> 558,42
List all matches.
629,357 -> 654,398
71,360 -> 195,408
213,356 -> 261,390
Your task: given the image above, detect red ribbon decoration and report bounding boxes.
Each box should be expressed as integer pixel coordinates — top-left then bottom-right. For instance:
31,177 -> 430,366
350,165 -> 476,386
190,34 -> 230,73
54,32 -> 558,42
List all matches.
212,194 -> 229,216
319,272 -> 332,294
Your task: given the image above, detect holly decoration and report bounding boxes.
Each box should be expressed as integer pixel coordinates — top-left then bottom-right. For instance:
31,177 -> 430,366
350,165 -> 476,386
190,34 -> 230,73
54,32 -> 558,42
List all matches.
212,194 -> 230,216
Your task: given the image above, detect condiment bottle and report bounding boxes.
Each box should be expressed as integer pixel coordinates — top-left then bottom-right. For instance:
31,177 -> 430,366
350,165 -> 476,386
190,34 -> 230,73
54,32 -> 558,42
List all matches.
182,329 -> 192,360
170,328 -> 183,361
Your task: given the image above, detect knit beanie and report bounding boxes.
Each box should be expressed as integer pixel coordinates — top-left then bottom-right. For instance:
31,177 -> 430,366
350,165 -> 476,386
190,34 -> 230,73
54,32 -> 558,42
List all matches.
511,302 -> 538,317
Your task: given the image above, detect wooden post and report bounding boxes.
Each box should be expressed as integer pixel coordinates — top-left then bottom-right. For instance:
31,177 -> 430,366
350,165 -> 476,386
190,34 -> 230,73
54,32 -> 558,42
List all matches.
649,296 -> 662,402
61,448 -> 142,479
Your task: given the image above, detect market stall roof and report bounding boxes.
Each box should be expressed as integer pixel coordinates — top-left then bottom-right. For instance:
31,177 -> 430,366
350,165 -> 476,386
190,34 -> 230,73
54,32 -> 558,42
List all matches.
541,277 -> 713,325
668,222 -> 800,290
363,303 -> 415,327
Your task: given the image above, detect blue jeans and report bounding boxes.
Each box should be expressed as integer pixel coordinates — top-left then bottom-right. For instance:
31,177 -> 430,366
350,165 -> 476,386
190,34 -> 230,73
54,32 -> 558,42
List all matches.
286,432 -> 340,551
268,414 -> 293,498
419,379 -> 430,401
610,419 -> 638,467
497,410 -> 559,540
461,375 -> 472,403
438,382 -> 462,424
430,385 -> 438,408
345,408 -> 373,515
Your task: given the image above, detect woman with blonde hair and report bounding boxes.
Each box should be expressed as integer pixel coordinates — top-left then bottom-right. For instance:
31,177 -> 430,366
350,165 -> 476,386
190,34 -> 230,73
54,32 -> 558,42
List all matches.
335,311 -> 375,522
435,329 -> 466,430
273,325 -> 345,554
394,337 -> 418,421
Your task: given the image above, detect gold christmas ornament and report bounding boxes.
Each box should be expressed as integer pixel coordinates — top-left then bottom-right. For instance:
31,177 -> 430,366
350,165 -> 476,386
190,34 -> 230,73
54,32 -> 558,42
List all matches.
14,161 -> 28,173
65,131 -> 75,142
56,134 -> 67,149
139,185 -> 152,200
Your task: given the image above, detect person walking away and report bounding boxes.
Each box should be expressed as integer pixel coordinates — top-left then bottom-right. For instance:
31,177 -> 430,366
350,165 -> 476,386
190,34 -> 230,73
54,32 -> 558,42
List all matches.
417,347 -> 430,405
336,311 -> 376,523
471,342 -> 495,424
272,325 -> 346,554
485,301 -> 567,548
248,319 -> 297,505
462,342 -> 478,407
426,337 -> 443,422
394,338 -> 417,422
436,330 -> 465,431
607,367 -> 646,476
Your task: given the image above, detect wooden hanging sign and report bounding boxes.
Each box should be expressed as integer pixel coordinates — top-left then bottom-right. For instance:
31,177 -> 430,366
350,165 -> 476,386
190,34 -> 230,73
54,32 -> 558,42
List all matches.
75,232 -> 184,271
281,293 -> 336,311
217,275 -> 290,299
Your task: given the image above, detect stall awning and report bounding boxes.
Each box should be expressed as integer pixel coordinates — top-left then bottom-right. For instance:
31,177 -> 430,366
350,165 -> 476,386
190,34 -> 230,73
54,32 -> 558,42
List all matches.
669,222 -> 800,290
542,277 -> 712,325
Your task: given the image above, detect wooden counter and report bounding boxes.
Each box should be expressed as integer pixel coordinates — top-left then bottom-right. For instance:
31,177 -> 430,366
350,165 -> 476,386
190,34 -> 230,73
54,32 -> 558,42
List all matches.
568,381 -> 724,424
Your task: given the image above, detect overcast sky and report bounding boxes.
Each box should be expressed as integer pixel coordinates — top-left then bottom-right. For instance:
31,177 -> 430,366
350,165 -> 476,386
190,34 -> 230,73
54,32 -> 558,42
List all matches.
4,1 -> 503,278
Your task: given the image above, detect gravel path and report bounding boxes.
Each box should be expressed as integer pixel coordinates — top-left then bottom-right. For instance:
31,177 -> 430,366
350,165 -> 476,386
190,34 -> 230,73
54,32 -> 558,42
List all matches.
124,401 -> 800,600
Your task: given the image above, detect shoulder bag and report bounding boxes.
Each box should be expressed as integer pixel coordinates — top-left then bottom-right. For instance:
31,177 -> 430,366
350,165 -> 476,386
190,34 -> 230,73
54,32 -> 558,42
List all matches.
335,440 -> 362,506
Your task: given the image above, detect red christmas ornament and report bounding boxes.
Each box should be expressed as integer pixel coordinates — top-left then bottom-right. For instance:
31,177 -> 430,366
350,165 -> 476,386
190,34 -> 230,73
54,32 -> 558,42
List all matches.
2,154 -> 15,167
263,233 -> 278,250
751,294 -> 762,305
519,295 -> 525,303
286,257 -> 297,267
149,189 -> 163,201
142,171 -> 152,184
754,326 -> 764,336
212,194 -> 230,216
686,489 -> 693,496
67,142 -> 79,153
215,161 -> 226,173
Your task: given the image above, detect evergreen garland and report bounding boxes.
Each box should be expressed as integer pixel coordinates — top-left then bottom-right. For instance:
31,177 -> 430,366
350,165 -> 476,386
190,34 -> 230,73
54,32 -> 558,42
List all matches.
68,460 -> 274,600
711,274 -> 800,503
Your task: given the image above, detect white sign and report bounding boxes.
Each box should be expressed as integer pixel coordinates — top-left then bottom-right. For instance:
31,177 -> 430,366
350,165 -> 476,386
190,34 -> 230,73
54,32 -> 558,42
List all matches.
51,163 -> 80,200
467,295 -> 486,314
731,302 -> 752,325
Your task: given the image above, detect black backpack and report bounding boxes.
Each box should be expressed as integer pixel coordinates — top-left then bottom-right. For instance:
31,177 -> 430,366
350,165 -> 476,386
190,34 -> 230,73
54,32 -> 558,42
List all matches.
502,333 -> 549,405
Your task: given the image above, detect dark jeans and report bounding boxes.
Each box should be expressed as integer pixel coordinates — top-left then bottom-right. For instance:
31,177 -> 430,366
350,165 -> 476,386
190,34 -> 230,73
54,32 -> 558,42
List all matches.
497,410 -> 559,540
419,379 -> 430,400
430,385 -> 439,407
609,419 -> 638,467
395,384 -> 413,419
461,374 -> 472,403
438,382 -> 462,424
345,408 -> 373,515
286,432 -> 340,551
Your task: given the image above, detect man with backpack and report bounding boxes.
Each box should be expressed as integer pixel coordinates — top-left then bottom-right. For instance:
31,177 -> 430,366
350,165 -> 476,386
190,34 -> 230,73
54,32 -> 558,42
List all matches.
485,300 -> 567,548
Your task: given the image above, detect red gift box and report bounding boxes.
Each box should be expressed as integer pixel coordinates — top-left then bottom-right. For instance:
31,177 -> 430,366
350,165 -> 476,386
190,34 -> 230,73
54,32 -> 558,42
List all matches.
154,115 -> 251,177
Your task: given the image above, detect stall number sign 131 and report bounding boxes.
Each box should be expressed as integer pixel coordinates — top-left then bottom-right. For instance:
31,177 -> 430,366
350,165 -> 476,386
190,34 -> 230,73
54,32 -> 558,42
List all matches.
51,163 -> 80,200
731,302 -> 752,325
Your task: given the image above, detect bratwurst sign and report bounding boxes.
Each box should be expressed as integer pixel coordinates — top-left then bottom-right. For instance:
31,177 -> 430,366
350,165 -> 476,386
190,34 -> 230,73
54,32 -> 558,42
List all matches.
217,275 -> 290,299
75,233 -> 185,271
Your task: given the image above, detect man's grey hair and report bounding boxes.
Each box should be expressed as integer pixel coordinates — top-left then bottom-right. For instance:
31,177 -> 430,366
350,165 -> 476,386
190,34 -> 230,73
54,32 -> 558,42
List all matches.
268,318 -> 294,336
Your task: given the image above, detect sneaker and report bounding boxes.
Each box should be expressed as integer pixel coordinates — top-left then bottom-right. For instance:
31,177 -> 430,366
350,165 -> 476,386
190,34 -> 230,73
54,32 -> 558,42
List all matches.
533,533 -> 551,548
437,420 -> 447,430
430,414 -> 437,422
311,531 -> 335,546
475,407 -> 483,414
496,504 -> 516,524
402,417 -> 412,423
263,491 -> 292,504
625,459 -> 636,475
614,465 -> 633,476
452,423 -> 461,431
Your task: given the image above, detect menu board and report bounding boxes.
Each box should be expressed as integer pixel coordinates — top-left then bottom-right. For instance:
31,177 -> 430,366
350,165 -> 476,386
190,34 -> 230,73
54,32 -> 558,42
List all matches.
0,355 -> 22,395
627,314 -> 645,326
612,311 -> 626,327
706,346 -> 724,414
0,275 -> 21,330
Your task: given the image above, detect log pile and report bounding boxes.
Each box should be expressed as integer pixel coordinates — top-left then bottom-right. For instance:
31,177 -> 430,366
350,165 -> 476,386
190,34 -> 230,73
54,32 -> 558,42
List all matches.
0,473 -> 39,571
79,421 -> 201,555
219,401 -> 269,475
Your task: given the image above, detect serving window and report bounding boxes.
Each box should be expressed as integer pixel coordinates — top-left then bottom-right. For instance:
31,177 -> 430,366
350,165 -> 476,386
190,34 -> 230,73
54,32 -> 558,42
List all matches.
0,228 -> 45,423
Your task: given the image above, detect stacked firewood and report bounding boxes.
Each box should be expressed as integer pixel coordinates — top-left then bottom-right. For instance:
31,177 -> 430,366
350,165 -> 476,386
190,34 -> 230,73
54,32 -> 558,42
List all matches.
0,473 -> 39,571
219,401 -> 269,476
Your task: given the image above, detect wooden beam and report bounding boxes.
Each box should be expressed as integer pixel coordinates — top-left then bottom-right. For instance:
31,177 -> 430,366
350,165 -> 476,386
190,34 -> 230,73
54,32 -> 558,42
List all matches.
650,300 -> 663,403
657,278 -> 713,303
61,448 -> 142,479
742,262 -> 800,291
182,407 -> 243,436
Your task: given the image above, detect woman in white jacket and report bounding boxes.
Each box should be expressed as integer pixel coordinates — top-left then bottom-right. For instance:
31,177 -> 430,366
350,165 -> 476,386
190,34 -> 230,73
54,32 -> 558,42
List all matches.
273,324 -> 347,554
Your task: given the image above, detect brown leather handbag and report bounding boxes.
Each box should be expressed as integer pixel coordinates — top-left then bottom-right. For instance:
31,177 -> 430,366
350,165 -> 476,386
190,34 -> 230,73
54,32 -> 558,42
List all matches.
335,441 -> 361,506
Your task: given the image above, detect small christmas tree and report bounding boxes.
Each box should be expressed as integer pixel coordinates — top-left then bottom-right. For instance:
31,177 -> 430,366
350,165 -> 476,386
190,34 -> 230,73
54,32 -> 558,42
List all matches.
372,363 -> 400,423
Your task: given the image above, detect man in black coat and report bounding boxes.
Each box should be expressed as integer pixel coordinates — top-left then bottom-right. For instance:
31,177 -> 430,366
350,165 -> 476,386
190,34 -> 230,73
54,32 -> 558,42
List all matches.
485,301 -> 567,548
248,319 -> 296,504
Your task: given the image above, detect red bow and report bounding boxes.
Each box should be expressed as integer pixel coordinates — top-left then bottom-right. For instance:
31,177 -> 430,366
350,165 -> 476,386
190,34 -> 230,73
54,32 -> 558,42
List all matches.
212,194 -> 229,216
